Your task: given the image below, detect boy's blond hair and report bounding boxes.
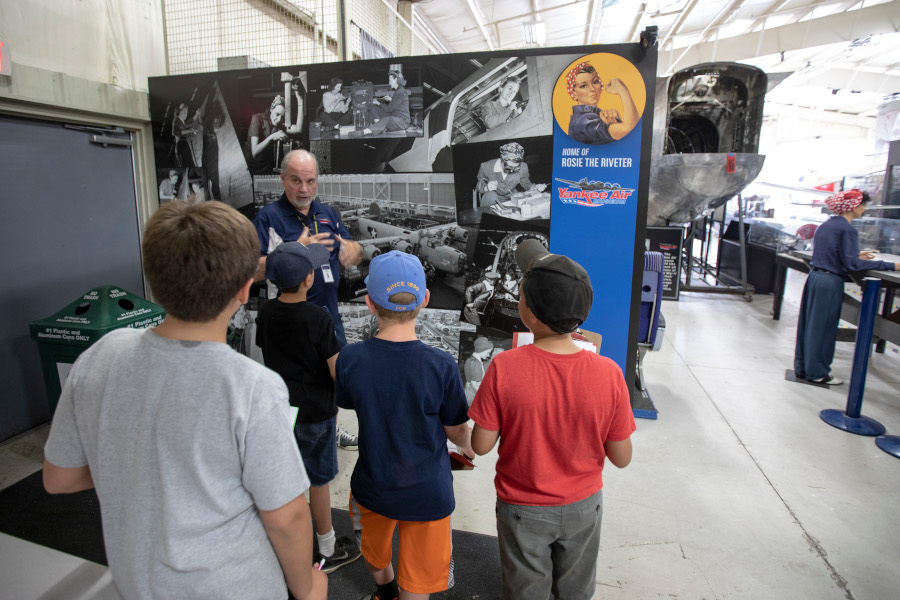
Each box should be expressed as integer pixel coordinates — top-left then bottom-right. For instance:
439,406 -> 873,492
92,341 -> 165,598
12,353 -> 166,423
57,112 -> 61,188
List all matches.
373,292 -> 421,323
143,201 -> 259,322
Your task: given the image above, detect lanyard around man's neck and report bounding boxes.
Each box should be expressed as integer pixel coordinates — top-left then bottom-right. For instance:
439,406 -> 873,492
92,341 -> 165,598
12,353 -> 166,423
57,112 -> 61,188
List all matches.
296,211 -> 319,234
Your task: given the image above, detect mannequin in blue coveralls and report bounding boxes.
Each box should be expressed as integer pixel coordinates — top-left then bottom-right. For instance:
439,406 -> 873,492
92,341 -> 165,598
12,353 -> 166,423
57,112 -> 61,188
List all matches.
793,189 -> 898,386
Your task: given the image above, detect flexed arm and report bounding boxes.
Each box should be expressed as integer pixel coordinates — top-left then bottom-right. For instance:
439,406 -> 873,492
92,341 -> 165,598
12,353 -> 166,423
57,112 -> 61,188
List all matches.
605,78 -> 640,141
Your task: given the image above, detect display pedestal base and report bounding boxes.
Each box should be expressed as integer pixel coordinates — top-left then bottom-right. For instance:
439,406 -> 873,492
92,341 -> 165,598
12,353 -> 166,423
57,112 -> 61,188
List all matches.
874,435 -> 900,459
819,409 -> 886,436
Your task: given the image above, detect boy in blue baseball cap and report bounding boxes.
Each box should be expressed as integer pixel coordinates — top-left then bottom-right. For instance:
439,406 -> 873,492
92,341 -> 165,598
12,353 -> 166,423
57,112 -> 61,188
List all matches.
335,250 -> 473,600
256,241 -> 362,573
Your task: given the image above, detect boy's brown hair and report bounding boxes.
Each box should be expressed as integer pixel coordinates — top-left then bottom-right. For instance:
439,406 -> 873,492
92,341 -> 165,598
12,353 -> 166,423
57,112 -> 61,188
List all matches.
373,292 -> 421,323
143,201 -> 259,322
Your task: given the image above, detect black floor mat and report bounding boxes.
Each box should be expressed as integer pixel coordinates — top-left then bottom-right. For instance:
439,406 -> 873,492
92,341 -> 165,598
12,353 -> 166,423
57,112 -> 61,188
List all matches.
785,368 -> 833,387
0,471 -> 502,599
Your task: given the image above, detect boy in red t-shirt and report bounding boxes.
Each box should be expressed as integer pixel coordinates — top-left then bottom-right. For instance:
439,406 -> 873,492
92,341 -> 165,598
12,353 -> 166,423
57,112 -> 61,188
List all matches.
469,240 -> 636,600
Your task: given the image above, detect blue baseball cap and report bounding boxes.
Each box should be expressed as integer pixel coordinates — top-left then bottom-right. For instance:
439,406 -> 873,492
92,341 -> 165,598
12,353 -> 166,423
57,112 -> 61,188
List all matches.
266,242 -> 330,289
365,250 -> 427,312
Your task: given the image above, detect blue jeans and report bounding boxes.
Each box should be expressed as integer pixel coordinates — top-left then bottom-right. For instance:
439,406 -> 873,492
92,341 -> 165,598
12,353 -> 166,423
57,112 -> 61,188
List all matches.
496,490 -> 603,600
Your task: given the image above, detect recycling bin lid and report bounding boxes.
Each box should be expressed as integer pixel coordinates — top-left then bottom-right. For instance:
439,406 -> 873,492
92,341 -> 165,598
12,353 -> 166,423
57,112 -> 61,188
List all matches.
29,286 -> 165,347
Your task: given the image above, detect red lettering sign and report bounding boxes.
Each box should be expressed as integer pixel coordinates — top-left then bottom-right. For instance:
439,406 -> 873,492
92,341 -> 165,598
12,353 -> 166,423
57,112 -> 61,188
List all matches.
0,41 -> 10,77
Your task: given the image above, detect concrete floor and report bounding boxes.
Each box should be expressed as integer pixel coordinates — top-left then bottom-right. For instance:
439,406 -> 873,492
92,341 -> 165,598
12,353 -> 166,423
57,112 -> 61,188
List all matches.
2,268 -> 899,599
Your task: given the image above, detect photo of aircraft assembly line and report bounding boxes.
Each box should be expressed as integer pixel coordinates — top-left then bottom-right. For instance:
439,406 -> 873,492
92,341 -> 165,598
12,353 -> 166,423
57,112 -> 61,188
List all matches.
338,304 -> 474,359
315,172 -> 470,309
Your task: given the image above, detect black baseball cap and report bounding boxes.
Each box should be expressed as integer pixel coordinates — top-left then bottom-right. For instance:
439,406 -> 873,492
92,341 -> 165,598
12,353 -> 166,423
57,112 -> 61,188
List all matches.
515,239 -> 593,333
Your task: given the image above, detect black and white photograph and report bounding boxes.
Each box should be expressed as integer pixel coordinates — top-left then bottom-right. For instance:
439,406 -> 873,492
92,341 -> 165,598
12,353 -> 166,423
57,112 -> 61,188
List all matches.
387,53 -> 578,173
338,304 -> 475,359
239,70 -> 308,176
457,330 -> 513,406
155,85 -> 210,170
461,213 -> 549,332
150,70 -> 311,216
156,167 -> 209,204
452,136 -> 553,226
306,172 -> 467,309
308,64 -> 424,141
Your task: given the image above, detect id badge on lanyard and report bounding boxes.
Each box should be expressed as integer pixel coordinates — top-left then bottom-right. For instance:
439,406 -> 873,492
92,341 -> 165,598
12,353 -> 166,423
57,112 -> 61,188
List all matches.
321,264 -> 335,283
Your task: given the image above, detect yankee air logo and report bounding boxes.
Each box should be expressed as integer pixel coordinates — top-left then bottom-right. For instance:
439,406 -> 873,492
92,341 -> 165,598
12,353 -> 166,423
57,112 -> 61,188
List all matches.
555,177 -> 635,207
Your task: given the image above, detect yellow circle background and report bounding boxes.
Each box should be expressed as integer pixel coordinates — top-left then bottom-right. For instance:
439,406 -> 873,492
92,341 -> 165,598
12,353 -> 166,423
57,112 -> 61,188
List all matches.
553,53 -> 647,138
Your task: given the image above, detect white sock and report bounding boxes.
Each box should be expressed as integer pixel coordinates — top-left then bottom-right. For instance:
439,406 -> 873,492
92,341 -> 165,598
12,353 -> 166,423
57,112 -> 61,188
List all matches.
317,528 -> 336,557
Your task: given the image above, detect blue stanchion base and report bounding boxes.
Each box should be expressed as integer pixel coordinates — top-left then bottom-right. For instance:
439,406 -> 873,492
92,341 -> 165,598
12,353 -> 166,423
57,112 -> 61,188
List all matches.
874,435 -> 900,458
632,408 -> 658,420
819,409 -> 886,436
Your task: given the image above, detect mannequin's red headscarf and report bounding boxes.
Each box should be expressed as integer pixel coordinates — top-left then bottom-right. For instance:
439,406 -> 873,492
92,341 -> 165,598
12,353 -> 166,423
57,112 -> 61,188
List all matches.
825,189 -> 865,214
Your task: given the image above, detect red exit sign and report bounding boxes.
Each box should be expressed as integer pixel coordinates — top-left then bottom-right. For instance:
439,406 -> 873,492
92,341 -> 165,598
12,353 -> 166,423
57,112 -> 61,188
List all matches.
0,42 -> 10,77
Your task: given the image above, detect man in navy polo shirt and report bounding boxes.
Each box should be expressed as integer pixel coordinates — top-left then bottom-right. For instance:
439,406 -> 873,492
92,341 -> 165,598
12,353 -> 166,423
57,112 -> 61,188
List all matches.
254,150 -> 363,450
253,149 -> 363,346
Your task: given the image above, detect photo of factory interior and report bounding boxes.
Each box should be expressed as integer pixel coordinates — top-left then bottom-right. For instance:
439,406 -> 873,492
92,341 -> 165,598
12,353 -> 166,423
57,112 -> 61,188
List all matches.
1,1 -> 899,599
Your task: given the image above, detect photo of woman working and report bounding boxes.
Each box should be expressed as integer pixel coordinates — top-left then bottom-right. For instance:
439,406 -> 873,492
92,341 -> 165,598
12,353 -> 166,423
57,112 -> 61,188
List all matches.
362,69 -> 411,136
320,77 -> 353,130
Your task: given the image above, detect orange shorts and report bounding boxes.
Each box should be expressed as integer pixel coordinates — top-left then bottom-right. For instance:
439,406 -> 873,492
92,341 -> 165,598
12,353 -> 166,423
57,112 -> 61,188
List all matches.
349,495 -> 454,594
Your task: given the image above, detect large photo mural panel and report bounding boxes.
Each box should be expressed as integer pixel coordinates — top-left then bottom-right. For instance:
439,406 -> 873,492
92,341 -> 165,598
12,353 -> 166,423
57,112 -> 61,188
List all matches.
148,43 -> 656,395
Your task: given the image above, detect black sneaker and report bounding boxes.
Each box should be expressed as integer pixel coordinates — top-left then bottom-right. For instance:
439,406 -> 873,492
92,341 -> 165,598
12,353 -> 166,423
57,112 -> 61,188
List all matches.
319,536 -> 361,574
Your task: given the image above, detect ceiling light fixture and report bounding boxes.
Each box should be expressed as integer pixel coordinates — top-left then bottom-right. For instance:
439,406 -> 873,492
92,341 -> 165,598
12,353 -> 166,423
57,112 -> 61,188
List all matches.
522,20 -> 546,45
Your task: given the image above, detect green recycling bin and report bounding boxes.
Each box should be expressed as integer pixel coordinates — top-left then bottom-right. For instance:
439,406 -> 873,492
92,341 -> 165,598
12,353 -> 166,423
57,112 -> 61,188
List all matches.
29,286 -> 165,413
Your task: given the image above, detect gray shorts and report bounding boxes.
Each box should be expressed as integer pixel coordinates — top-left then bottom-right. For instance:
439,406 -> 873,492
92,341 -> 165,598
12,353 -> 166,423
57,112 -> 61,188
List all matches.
496,489 -> 603,600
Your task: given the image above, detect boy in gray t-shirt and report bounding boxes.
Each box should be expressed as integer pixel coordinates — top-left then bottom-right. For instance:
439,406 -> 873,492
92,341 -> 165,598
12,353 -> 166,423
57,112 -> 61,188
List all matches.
43,201 -> 327,600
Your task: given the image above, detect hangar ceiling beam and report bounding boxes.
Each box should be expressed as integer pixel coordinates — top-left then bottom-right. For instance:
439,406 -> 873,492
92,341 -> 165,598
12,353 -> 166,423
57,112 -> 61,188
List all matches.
585,0 -> 598,46
699,0 -> 749,43
667,0 -> 750,75
789,0 -> 863,28
464,0 -> 495,50
800,68 -> 900,96
660,0 -> 900,73
659,0 -> 700,51
745,0 -> 792,34
627,2 -> 648,45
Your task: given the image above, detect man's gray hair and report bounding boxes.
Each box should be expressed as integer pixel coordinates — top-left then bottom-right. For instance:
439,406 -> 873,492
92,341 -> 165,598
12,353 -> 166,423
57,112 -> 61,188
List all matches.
280,149 -> 319,174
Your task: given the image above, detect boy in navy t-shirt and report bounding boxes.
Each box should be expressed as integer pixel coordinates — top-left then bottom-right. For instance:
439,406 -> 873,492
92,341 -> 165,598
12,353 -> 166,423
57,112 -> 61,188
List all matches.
335,251 -> 473,600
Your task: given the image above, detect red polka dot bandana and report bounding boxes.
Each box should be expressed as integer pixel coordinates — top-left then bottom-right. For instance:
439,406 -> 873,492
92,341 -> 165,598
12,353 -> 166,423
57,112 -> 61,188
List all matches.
825,189 -> 864,214
566,62 -> 592,101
